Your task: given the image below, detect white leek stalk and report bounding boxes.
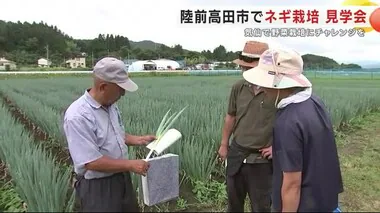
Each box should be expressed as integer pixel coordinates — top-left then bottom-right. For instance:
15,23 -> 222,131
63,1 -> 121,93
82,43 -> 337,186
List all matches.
145,106 -> 188,160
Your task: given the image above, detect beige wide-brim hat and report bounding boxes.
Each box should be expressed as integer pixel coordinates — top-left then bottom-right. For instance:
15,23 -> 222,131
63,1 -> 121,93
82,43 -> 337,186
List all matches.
233,41 -> 269,68
242,48 -> 312,89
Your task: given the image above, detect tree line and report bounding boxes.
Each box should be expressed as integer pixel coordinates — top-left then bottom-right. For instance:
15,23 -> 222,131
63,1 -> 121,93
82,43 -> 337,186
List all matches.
0,20 -> 361,69
0,20 -> 239,67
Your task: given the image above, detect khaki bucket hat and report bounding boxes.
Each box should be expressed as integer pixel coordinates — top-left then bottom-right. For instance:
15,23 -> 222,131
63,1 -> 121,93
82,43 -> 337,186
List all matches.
233,41 -> 269,68
242,48 -> 312,89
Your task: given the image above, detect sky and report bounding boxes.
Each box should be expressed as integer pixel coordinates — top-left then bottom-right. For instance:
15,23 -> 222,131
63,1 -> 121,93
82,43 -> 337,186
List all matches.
1,0 -> 379,67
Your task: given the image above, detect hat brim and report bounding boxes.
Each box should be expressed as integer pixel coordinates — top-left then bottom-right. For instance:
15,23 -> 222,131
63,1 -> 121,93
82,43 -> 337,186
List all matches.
233,59 -> 259,68
242,66 -> 312,89
117,78 -> 138,92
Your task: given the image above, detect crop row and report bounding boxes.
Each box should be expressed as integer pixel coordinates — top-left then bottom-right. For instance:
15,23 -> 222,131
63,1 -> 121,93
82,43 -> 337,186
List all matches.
0,103 -> 74,211
1,77 -> 380,185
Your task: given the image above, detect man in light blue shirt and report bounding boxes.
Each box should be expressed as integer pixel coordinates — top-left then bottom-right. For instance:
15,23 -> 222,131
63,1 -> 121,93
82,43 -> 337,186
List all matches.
63,57 -> 156,212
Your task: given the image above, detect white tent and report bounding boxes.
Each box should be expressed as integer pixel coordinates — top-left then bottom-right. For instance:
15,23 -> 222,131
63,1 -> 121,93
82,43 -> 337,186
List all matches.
128,59 -> 181,71
154,59 -> 180,70
128,60 -> 151,72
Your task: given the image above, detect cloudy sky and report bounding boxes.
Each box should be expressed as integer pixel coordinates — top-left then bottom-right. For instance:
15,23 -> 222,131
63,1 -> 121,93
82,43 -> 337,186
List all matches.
1,0 -> 379,67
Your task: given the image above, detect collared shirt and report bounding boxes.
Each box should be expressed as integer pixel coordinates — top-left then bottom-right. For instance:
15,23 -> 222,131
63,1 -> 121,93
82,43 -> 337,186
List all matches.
227,79 -> 277,151
63,89 -> 128,179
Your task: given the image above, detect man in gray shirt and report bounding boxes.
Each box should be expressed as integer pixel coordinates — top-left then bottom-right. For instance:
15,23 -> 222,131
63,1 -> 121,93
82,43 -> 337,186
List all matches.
63,57 -> 156,212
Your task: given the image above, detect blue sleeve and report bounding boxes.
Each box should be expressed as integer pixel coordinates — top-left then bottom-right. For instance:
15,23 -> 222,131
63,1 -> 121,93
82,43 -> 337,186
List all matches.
274,121 -> 303,172
63,114 -> 103,167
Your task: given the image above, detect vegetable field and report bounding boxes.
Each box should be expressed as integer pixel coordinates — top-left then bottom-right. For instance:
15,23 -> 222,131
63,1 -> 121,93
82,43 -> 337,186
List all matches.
1,75 -> 380,212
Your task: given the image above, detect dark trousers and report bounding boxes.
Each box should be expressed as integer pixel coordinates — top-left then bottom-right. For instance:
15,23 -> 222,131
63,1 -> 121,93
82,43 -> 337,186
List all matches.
74,172 -> 140,212
226,163 -> 273,212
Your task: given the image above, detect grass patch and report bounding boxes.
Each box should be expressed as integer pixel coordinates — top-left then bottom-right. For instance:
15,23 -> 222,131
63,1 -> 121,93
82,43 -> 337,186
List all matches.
336,112 -> 380,211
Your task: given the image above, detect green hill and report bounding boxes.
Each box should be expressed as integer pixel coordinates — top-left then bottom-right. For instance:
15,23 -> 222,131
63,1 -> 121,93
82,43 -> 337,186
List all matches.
302,54 -> 362,70
130,40 -> 164,50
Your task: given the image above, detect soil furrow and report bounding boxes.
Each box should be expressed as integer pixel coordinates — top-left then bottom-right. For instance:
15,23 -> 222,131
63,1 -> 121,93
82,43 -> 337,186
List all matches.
0,160 -> 11,183
0,92 -> 71,166
1,92 -> 78,210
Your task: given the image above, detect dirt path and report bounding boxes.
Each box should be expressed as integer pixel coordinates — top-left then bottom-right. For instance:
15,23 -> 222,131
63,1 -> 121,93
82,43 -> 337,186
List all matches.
338,111 -> 380,211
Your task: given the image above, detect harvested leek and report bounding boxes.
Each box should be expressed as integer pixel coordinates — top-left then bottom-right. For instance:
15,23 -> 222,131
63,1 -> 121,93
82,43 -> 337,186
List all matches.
145,106 -> 188,160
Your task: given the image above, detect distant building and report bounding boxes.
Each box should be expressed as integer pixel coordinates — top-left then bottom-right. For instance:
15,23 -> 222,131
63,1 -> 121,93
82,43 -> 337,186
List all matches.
195,63 -> 213,70
66,57 -> 86,68
128,59 -> 181,71
0,57 -> 17,71
38,58 -> 51,67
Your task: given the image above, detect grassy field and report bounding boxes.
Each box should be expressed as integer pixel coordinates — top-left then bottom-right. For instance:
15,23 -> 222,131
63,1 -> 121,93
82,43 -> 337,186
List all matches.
0,75 -> 380,212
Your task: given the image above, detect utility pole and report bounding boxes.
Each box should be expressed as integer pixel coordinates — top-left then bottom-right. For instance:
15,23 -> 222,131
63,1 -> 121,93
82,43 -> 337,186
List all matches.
91,51 -> 94,68
45,44 -> 49,67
